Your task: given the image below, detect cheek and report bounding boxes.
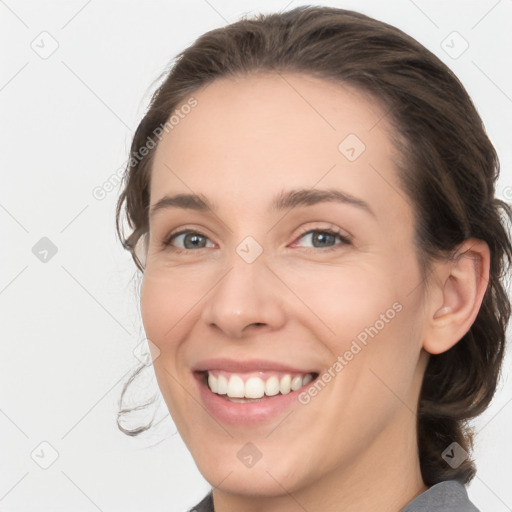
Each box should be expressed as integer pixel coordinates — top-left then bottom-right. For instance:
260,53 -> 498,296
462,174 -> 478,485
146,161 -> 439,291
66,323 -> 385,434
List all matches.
140,268 -> 206,346
140,275 -> 172,345
281,258 -> 425,392
139,271 -> 204,437
282,261 -> 401,343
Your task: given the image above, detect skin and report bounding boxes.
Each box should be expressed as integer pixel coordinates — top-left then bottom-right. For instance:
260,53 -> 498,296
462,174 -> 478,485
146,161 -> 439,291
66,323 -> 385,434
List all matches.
139,72 -> 490,512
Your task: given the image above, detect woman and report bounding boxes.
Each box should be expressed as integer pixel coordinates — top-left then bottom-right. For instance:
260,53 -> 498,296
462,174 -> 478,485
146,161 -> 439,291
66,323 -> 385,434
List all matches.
116,6 -> 511,511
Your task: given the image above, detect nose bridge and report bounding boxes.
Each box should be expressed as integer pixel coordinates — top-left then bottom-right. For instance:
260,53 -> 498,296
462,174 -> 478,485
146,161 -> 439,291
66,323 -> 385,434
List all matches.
201,241 -> 286,337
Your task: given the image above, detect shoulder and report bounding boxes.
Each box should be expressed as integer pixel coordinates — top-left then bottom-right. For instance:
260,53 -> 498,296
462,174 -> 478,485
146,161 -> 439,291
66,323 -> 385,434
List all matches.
188,482 -> 480,512
400,480 -> 480,512
187,491 -> 214,512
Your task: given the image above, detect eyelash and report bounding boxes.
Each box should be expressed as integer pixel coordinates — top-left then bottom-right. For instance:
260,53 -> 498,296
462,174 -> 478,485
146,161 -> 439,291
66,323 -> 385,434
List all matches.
292,226 -> 352,251
162,226 -> 351,254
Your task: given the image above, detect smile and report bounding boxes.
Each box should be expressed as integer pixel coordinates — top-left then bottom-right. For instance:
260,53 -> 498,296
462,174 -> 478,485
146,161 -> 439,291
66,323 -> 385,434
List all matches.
205,370 -> 316,401
193,360 -> 320,425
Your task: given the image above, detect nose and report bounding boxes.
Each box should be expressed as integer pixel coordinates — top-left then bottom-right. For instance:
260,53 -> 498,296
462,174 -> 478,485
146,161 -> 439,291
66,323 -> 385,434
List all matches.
200,253 -> 287,339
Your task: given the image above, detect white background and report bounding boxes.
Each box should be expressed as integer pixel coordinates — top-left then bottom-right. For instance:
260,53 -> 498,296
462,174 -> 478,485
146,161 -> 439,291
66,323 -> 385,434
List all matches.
1,0 -> 511,511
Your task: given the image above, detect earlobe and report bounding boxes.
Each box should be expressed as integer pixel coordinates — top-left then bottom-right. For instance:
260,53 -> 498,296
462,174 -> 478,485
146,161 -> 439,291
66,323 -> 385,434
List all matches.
422,239 -> 490,355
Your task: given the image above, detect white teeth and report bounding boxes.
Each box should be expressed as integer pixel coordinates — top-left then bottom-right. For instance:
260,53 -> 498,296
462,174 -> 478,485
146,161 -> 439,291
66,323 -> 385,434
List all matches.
290,376 -> 303,391
208,373 -> 218,393
227,375 -> 245,398
265,376 -> 280,396
302,374 -> 313,386
206,372 -> 315,399
217,374 -> 228,394
244,377 -> 265,399
280,374 -> 291,395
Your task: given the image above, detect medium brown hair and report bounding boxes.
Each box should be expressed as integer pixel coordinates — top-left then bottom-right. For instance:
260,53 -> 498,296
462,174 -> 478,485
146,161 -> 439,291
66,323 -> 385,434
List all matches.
116,6 -> 512,486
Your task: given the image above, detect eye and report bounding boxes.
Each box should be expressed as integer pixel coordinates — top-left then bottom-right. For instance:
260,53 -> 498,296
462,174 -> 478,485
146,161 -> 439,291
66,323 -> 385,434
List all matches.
164,230 -> 214,251
292,228 -> 351,250
162,227 -> 351,253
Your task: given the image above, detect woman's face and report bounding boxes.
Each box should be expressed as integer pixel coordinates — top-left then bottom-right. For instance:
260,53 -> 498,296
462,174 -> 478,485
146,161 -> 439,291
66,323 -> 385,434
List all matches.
141,73 -> 430,497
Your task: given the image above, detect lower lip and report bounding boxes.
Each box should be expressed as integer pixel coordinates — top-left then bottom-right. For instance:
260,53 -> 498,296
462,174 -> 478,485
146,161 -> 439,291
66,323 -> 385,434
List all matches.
194,373 -> 313,426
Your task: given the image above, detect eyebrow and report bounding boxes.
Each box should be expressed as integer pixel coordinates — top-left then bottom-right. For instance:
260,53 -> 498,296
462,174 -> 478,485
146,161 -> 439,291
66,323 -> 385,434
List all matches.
149,188 -> 375,218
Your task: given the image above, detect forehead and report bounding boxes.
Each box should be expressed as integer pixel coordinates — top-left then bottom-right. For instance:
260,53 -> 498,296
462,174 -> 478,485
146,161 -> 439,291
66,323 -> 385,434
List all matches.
149,72 -> 405,216
153,72 -> 388,156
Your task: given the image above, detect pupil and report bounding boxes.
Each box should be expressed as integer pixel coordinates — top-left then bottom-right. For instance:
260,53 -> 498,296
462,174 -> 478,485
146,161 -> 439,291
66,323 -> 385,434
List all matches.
185,233 -> 205,248
314,232 -> 335,247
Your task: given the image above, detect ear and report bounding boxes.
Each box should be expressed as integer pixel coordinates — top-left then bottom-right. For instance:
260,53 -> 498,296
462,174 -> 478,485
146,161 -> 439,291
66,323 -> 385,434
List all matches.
422,239 -> 490,355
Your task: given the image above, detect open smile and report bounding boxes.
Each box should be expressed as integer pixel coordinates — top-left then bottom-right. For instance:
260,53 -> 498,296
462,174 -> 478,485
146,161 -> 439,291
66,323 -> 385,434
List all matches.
193,360 -> 319,425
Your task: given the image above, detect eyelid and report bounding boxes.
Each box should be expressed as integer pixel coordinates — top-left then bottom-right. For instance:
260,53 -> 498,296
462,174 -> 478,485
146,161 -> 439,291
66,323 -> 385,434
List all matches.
161,222 -> 215,242
162,223 -> 352,251
290,223 -> 352,246
163,227 -> 216,249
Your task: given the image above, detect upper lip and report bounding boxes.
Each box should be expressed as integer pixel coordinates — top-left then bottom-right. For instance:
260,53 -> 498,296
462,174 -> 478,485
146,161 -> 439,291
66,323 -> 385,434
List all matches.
193,358 -> 317,374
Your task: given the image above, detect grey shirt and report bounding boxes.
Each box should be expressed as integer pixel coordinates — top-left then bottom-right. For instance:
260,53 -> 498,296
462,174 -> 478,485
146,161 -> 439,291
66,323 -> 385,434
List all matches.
189,480 -> 480,511
400,480 -> 480,512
